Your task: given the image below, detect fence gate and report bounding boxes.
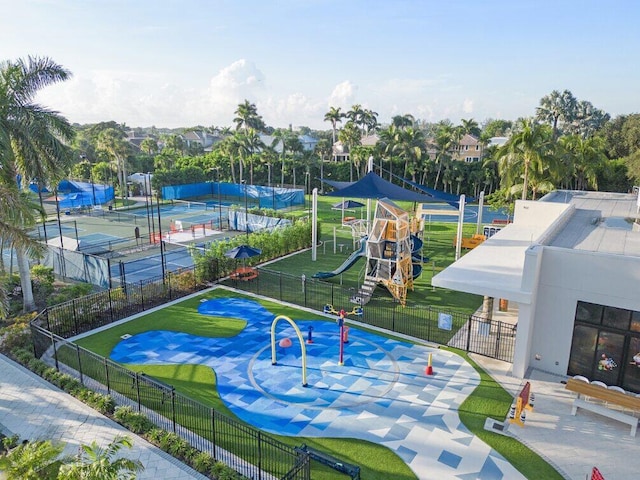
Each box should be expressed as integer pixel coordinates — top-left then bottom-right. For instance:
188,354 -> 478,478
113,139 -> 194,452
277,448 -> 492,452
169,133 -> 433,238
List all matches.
461,315 -> 516,363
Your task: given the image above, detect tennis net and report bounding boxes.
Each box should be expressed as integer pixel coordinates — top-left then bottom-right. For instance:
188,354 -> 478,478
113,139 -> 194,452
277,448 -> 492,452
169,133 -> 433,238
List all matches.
172,199 -> 208,211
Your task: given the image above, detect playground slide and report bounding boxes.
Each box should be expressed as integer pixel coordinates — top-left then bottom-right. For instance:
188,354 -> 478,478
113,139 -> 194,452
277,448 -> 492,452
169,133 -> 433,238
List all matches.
313,238 -> 367,279
410,235 -> 428,263
412,263 -> 423,279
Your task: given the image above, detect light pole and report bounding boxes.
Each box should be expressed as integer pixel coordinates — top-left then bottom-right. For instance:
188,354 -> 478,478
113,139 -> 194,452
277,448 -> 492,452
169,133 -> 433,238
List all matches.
215,167 -> 222,230
242,179 -> 249,240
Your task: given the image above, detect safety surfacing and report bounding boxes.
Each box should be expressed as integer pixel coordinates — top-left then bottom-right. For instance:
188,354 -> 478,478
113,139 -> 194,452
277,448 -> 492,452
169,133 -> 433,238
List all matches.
110,297 -> 524,480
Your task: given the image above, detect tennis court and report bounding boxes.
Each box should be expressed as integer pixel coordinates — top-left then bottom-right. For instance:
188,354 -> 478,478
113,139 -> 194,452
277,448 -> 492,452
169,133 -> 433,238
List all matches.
110,245 -> 195,284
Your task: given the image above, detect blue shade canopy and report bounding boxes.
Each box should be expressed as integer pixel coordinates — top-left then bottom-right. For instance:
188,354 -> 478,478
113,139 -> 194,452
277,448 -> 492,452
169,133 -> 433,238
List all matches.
332,200 -> 365,209
224,245 -> 262,259
324,171 -> 438,203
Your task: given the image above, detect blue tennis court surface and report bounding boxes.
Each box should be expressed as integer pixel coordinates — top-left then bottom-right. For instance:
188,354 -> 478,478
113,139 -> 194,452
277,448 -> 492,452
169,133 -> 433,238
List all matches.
111,247 -> 194,284
110,297 -> 525,480
79,233 -> 128,246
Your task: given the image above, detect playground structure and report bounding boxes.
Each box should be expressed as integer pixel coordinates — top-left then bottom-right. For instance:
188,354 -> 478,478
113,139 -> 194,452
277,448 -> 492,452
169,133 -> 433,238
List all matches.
314,198 -> 425,306
359,199 -> 421,306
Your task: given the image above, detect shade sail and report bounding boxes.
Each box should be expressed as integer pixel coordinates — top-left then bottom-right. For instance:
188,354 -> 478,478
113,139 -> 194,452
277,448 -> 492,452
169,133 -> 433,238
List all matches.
332,200 -> 365,209
324,172 -> 438,202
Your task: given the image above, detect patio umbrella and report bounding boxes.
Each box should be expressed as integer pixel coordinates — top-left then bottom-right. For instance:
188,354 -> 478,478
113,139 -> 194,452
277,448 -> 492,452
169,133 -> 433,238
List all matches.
224,244 -> 262,270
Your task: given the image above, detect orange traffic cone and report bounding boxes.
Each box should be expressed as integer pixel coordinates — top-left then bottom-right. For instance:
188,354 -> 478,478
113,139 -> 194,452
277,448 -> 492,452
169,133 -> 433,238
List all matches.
425,353 -> 434,375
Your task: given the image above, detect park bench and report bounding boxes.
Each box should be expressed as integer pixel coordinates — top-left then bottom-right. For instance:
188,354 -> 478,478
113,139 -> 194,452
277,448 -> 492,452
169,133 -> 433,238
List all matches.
565,378 -> 640,436
295,444 -> 361,480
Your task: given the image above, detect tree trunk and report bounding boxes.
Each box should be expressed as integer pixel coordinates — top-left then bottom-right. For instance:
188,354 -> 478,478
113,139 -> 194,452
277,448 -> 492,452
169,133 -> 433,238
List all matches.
16,247 -> 36,312
522,160 -> 530,200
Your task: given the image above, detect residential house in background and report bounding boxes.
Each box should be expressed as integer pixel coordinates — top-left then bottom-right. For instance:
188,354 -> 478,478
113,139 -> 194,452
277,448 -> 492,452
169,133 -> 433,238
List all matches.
454,134 -> 483,163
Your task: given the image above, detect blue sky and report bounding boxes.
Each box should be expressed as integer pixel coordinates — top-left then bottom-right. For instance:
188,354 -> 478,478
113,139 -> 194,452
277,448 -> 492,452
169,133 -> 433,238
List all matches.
2,0 -> 638,130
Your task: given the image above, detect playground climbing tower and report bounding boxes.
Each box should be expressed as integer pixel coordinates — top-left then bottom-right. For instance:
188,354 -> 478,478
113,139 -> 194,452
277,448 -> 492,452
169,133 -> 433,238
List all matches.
364,198 -> 413,306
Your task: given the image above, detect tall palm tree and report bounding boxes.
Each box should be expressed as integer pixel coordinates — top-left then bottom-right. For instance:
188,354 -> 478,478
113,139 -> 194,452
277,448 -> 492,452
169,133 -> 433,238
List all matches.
237,128 -> 264,185
233,99 -> 265,132
323,106 -> 344,147
96,128 -> 131,200
460,118 -> 481,137
346,104 -> 366,135
391,114 -> 415,129
559,135 -> 607,190
271,128 -> 292,185
433,123 -> 455,190
58,435 -> 144,480
361,108 -> 379,135
535,89 -> 577,140
497,119 -> 554,200
395,127 -> 425,181
338,121 -> 362,182
0,56 -> 74,313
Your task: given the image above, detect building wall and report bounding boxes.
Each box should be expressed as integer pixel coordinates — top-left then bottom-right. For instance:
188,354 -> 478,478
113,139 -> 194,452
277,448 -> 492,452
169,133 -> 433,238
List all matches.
528,247 -> 640,376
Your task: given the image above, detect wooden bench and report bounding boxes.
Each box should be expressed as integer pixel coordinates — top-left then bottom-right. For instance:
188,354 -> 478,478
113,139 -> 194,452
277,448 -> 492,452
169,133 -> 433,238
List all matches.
565,378 -> 640,436
229,266 -> 258,281
295,444 -> 360,480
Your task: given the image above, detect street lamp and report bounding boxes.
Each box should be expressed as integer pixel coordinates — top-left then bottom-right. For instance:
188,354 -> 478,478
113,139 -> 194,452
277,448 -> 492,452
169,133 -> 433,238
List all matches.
242,179 -> 249,239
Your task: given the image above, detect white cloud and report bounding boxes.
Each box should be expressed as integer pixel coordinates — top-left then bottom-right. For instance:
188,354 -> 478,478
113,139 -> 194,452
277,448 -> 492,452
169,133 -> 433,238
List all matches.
328,81 -> 357,109
462,98 -> 474,114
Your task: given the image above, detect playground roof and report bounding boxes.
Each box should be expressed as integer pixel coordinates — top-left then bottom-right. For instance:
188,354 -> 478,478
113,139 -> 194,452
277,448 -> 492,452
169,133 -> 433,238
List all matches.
324,172 -> 438,203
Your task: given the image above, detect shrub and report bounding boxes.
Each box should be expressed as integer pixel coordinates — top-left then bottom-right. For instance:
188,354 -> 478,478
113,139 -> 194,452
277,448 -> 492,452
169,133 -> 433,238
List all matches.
114,406 -> 155,434
191,451 -> 216,474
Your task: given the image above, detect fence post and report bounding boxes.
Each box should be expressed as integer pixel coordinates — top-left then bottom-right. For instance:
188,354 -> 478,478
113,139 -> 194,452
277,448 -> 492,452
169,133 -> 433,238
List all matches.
108,289 -> 114,323
427,306 -> 432,341
466,316 -> 473,352
72,299 -> 79,334
171,388 -> 177,433
279,272 -> 283,301
211,408 -> 217,461
135,372 -> 141,412
50,331 -> 59,370
76,344 -> 84,385
392,305 -> 396,332
257,430 -> 262,480
103,354 -> 115,391
140,281 -> 145,310
46,308 -> 51,332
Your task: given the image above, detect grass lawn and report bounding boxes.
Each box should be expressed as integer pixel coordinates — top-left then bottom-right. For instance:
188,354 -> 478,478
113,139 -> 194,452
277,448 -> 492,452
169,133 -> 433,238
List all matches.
73,288 -> 561,480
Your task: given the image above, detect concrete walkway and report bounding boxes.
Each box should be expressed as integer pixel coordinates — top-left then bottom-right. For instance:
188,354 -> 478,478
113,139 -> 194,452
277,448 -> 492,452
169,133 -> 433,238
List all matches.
0,355 -> 207,480
472,354 -> 640,480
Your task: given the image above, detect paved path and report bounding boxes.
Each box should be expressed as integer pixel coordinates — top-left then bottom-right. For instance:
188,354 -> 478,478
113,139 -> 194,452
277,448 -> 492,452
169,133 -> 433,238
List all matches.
0,355 -> 207,480
472,354 -> 640,480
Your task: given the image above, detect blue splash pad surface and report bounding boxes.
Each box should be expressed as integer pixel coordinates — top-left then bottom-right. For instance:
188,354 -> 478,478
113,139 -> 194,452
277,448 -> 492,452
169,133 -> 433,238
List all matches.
109,297 -> 523,480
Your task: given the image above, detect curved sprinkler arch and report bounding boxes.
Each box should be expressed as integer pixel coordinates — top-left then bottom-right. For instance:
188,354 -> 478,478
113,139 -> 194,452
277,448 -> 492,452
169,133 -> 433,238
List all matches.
270,315 -> 308,387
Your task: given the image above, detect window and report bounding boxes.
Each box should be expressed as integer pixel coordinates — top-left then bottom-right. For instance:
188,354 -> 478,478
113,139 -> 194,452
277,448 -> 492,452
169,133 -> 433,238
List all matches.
569,301 -> 640,392
475,145 -> 480,150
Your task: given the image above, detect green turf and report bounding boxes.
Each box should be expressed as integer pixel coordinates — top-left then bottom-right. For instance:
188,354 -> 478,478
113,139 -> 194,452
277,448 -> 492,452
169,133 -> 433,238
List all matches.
72,289 -> 562,479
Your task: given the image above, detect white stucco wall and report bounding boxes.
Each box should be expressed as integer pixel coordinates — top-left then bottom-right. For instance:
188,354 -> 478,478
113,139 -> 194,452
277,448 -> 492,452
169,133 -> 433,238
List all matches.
528,247 -> 640,376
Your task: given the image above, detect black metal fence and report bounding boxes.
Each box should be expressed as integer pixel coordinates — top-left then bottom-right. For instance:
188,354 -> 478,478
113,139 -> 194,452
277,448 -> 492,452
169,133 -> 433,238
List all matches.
30,328 -> 308,480
226,267 -> 516,363
34,264 -> 219,338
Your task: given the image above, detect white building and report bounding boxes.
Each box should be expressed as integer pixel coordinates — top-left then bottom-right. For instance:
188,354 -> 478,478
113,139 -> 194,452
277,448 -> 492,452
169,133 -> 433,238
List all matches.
433,190 -> 640,392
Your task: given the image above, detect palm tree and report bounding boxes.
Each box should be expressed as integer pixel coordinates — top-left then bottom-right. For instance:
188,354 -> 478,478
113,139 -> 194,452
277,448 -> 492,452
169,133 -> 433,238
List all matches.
271,128 -> 292,185
0,439 -> 64,479
139,138 -> 158,155
460,118 -> 481,137
361,108 -> 379,135
433,123 -> 456,190
391,114 -> 415,129
233,99 -> 265,132
535,89 -> 577,140
395,127 -> 425,181
96,128 -> 131,200
58,435 -> 144,480
559,135 -> 607,190
346,104 -> 366,135
323,106 -> 344,147
338,121 -> 362,182
315,138 -> 331,192
0,56 -> 74,313
237,128 -> 264,184
497,119 -> 554,200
